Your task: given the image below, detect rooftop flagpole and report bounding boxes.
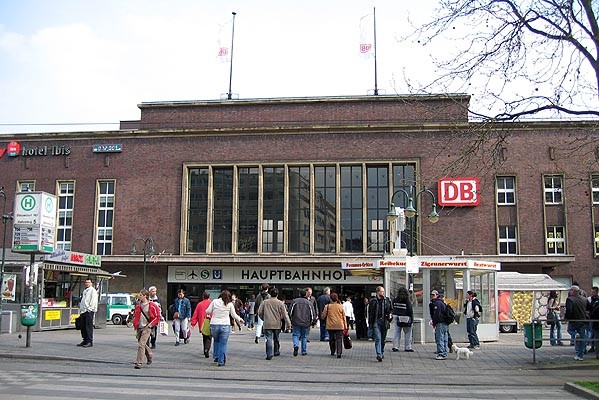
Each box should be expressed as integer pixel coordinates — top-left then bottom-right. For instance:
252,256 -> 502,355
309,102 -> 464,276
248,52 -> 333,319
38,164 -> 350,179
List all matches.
373,7 -> 378,96
227,12 -> 237,100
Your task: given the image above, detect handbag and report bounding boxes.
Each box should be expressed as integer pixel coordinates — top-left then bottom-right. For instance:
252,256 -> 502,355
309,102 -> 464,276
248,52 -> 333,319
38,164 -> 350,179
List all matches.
158,320 -> 169,336
201,318 -> 211,336
74,316 -> 82,330
546,310 -> 556,323
343,331 -> 353,350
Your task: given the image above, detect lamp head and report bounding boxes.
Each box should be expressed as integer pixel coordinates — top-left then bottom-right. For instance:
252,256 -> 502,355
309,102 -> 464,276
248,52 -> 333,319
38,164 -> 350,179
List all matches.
404,198 -> 416,218
148,240 -> 155,255
386,203 -> 399,222
130,243 -> 137,255
427,204 -> 440,223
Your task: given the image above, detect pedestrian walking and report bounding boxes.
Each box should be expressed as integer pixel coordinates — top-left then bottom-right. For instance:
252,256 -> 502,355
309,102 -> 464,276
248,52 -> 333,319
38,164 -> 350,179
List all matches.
566,285 -> 588,361
430,289 -> 449,360
172,289 -> 191,346
132,289 -> 161,369
246,295 -> 256,330
391,287 -> 414,352
77,278 -> 98,348
258,288 -> 291,360
322,292 -> 347,358
317,287 -> 331,341
289,289 -> 317,356
367,286 -> 392,362
206,290 -> 244,367
546,290 -> 564,346
342,294 -> 355,330
463,290 -> 481,349
254,283 -> 270,344
231,293 -> 244,333
147,285 -> 163,349
190,291 -> 213,358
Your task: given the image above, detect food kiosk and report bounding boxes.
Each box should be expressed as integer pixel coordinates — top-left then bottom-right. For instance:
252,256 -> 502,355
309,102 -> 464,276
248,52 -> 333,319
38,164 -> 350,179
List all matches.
1,250 -> 115,331
343,256 -> 500,344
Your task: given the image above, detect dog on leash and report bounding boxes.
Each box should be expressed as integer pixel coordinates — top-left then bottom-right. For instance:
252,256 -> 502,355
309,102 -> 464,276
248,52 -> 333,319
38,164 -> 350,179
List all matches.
451,344 -> 473,360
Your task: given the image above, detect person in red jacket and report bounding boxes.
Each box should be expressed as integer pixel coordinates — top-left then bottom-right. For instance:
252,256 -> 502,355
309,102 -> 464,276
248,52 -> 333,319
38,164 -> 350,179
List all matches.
133,289 -> 161,369
191,291 -> 213,358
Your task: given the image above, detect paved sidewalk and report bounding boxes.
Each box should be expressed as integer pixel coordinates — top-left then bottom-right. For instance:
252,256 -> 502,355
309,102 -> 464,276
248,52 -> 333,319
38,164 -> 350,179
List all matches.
0,324 -> 597,396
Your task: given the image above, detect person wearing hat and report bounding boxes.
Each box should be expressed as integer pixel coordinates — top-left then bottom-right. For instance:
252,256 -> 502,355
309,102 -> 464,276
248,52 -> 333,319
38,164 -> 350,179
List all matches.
565,285 -> 588,361
463,290 -> 481,349
429,289 -> 448,360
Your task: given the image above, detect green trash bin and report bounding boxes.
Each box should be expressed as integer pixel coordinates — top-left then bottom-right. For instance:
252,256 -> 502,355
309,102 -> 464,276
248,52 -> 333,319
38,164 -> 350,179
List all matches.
523,322 -> 543,349
20,304 -> 38,327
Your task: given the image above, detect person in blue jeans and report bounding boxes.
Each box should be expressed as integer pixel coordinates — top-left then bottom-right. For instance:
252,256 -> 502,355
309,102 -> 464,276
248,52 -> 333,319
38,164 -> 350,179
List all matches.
206,290 -> 244,366
429,289 -> 449,360
289,289 -> 317,356
367,286 -> 392,362
317,288 -> 331,341
547,290 -> 564,346
463,290 -> 481,349
565,285 -> 588,361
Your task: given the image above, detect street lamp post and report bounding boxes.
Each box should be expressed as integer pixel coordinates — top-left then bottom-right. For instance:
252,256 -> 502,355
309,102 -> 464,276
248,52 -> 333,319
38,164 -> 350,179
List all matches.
387,187 -> 440,287
130,237 -> 155,290
0,187 -> 14,334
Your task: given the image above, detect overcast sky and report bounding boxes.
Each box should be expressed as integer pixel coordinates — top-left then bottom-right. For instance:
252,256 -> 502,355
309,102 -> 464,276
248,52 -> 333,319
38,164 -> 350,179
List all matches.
0,1 -> 446,134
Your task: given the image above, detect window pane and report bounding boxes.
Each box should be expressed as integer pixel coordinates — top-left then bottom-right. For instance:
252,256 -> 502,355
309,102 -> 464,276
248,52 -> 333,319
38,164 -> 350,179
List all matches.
212,168 -> 233,252
314,166 -> 336,253
238,167 -> 259,252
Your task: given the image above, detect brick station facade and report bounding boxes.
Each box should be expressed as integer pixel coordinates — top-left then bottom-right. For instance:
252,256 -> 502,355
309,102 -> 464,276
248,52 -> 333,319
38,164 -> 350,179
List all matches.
1,94 -> 598,301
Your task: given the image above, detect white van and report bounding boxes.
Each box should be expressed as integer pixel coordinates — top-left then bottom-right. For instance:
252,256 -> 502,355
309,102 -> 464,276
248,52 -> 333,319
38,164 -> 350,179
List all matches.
101,293 -> 136,325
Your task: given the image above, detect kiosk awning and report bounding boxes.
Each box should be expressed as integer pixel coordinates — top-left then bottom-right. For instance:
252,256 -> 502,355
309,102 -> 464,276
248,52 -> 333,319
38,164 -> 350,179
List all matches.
42,262 -> 116,278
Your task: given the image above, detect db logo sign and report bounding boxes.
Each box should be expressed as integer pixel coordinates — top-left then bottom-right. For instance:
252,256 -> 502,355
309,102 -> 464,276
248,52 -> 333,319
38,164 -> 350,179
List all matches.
438,178 -> 480,207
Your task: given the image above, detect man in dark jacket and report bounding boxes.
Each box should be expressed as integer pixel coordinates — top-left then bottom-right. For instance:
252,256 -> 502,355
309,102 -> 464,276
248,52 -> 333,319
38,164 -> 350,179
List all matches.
317,287 -> 331,341
565,285 -> 588,361
367,286 -> 392,362
429,289 -> 448,360
290,289 -> 317,356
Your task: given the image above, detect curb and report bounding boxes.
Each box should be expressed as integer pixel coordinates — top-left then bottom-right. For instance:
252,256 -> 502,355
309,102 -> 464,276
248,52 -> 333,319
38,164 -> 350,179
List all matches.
0,353 -> 126,365
564,382 -> 599,400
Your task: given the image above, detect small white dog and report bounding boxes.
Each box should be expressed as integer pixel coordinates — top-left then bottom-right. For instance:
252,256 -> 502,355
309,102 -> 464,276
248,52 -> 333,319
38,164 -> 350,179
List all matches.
451,344 -> 473,360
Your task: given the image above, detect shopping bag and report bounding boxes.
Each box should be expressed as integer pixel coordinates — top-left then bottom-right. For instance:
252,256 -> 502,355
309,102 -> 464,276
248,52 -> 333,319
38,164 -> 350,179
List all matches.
201,318 -> 211,336
343,331 -> 352,349
158,320 -> 169,336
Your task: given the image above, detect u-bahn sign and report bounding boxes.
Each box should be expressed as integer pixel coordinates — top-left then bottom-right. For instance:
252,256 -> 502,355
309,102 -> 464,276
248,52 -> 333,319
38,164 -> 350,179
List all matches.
12,191 -> 57,253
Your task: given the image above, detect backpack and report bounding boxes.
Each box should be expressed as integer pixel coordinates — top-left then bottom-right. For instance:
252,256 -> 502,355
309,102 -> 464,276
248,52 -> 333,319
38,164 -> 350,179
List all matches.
443,303 -> 456,325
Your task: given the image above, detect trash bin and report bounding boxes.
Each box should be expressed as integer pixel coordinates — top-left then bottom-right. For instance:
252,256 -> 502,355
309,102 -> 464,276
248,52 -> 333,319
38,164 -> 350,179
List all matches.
20,304 -> 38,327
523,322 -> 542,349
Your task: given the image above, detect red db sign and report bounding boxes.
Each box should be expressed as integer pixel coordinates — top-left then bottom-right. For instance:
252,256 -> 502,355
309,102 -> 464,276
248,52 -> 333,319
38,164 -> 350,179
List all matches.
438,178 -> 480,207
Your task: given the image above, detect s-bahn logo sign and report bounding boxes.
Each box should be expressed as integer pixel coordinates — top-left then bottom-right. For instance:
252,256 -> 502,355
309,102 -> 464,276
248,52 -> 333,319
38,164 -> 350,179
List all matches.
438,177 -> 480,207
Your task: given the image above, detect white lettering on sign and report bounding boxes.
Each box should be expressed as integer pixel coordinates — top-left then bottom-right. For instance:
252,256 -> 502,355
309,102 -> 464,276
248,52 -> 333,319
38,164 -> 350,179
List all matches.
438,178 -> 480,206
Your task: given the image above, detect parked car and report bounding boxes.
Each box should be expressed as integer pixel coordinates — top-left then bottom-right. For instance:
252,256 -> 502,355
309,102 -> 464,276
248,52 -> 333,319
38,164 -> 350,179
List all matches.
101,293 -> 136,325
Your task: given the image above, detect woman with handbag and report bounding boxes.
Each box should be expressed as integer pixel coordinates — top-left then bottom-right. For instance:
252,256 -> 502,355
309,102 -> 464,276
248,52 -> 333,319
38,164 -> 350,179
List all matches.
132,289 -> 161,369
205,290 -> 245,367
322,293 -> 347,358
547,290 -> 564,346
190,291 -> 213,358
